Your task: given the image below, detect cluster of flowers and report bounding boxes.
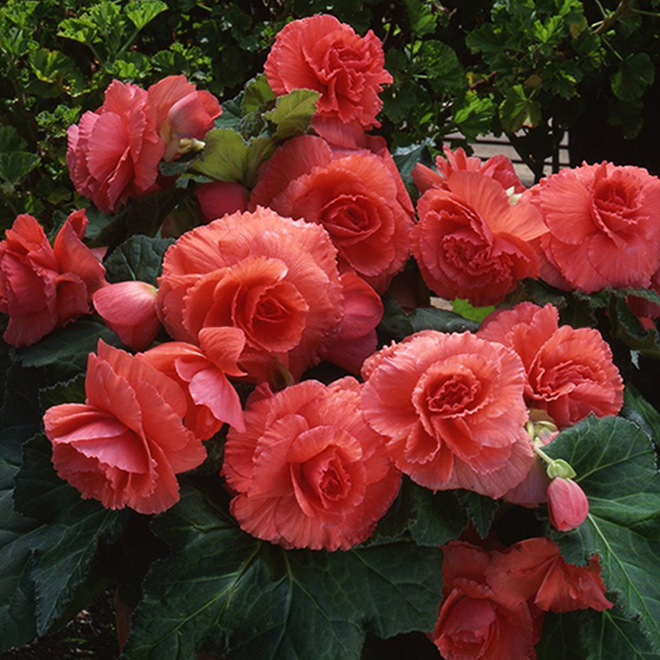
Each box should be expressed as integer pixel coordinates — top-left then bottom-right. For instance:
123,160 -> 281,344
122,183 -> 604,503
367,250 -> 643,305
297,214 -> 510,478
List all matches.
1,12 -> 656,660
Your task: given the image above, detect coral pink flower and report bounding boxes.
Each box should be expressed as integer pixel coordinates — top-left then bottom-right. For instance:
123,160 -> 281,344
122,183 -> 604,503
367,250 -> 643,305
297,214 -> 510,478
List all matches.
528,161 -> 660,292
43,340 -> 207,514
487,537 -> 612,613
249,135 -> 413,292
67,80 -> 165,214
195,181 -> 250,223
479,303 -> 623,428
361,330 -> 533,498
0,210 -> 106,347
413,146 -> 525,195
628,265 -> 660,320
264,14 -> 392,134
147,75 -> 221,161
320,272 -> 383,374
412,171 -> 545,306
222,378 -> 401,550
432,541 -> 538,660
140,327 -> 246,439
93,281 -> 161,351
156,207 -> 343,382
547,478 -> 589,532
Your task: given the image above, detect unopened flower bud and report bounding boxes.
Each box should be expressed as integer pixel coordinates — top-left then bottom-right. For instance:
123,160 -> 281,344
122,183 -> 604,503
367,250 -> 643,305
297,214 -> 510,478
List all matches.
93,281 -> 161,351
547,477 -> 589,532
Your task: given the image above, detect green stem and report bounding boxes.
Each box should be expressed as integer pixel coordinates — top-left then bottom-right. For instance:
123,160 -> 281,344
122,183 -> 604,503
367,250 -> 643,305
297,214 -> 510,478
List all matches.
592,0 -> 632,35
533,445 -> 554,465
630,8 -> 660,18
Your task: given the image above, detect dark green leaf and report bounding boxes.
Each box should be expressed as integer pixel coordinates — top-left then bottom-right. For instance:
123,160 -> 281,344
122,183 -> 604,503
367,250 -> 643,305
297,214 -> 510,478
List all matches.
104,235 -> 175,285
408,487 -> 467,547
122,485 -> 444,660
418,41 -> 466,95
0,451 -> 39,652
84,207 -> 122,247
537,609 -> 660,660
581,608 -> 660,659
609,296 -> 660,358
499,85 -> 542,132
621,386 -> 660,447
409,306 -> 480,334
0,151 -> 41,186
536,611 -> 585,660
391,140 -> 434,198
455,490 -> 499,539
14,434 -> 127,633
611,53 -> 655,102
368,477 -> 467,546
0,125 -> 27,153
545,416 -> 660,650
13,317 -> 120,380
38,373 -> 87,411
377,294 -> 414,344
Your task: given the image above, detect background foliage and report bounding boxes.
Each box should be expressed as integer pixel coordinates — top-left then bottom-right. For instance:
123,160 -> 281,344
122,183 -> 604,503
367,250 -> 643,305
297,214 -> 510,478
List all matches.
2,0 -> 660,230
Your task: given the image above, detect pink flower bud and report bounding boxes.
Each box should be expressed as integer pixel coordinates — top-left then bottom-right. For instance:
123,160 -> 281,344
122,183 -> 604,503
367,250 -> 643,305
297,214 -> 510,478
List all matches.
547,478 -> 589,532
93,281 -> 161,351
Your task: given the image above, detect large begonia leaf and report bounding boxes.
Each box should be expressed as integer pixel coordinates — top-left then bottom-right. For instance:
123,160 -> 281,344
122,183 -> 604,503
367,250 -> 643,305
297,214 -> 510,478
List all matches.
537,609 -> 660,660
0,449 -> 40,651
104,234 -> 174,285
544,415 -> 660,651
121,485 -> 444,660
391,139 -> 434,197
376,294 -> 414,344
409,306 -> 480,334
455,490 -> 499,539
13,316 -> 121,380
13,434 -> 127,634
621,386 -> 660,447
368,477 -> 467,546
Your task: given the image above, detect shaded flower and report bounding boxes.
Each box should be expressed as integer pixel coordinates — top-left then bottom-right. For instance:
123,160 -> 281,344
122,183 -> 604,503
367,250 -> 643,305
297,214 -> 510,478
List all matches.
0,210 -> 106,347
67,80 -> 164,213
487,537 -> 613,613
195,181 -> 250,223
412,171 -> 545,306
43,340 -> 206,514
479,303 -> 623,428
413,146 -> 525,195
432,541 -> 539,660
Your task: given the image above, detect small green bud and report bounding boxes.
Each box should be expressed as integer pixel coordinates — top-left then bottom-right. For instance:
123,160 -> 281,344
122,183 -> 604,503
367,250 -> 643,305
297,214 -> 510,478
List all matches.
546,459 -> 577,480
